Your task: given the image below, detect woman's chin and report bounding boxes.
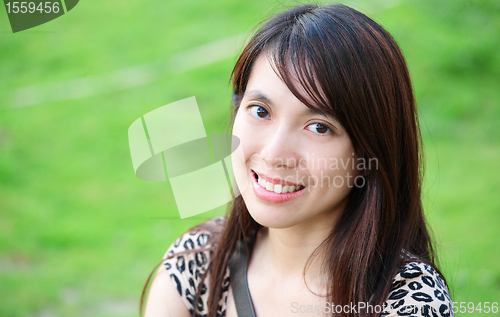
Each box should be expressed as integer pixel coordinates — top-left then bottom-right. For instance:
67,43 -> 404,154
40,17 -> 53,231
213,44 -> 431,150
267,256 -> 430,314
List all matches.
245,204 -> 300,229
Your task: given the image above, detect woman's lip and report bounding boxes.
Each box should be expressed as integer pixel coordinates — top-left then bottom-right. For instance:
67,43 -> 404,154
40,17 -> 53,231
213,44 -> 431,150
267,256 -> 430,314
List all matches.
251,170 -> 306,203
251,170 -> 303,187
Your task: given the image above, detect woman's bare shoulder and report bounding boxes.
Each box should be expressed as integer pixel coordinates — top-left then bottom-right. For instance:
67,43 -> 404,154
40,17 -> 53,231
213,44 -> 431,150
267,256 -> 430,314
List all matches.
144,263 -> 192,317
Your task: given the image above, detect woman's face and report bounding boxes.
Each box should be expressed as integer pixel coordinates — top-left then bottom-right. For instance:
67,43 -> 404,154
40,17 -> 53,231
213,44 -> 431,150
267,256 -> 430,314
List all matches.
232,54 -> 361,229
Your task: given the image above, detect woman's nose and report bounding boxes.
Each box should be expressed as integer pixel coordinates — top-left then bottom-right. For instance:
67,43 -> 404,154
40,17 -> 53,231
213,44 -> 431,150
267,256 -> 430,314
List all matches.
259,125 -> 300,169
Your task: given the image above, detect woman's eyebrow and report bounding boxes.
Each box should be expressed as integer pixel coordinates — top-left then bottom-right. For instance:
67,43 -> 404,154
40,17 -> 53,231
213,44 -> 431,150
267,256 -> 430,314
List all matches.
244,89 -> 273,104
244,89 -> 335,121
303,105 -> 329,118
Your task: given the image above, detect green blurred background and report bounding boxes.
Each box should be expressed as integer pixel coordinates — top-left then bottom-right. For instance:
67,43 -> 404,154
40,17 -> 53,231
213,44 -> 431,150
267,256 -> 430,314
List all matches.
0,0 -> 498,316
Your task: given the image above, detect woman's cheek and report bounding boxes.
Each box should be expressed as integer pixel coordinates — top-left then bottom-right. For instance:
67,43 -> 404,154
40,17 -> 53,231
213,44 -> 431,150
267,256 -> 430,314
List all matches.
231,114 -> 253,195
234,116 -> 258,162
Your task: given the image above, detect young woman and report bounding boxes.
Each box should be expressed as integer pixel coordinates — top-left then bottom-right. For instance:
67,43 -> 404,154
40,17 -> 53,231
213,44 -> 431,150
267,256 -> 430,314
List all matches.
143,4 -> 453,317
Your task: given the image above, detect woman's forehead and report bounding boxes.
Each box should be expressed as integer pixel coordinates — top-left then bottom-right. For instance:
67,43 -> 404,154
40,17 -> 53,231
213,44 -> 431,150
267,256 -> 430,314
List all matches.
245,54 -> 334,119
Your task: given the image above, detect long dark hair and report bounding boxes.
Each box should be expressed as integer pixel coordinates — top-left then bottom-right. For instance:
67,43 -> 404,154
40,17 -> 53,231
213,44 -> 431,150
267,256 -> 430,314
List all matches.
141,3 -> 444,317
208,3 -> 442,317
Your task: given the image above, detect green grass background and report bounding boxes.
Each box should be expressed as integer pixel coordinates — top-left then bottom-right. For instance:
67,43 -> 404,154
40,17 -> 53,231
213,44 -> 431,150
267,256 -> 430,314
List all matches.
0,0 -> 498,316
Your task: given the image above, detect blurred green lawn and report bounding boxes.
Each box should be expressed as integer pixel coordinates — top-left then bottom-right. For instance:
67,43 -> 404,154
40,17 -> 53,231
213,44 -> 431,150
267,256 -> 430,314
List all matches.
0,0 -> 499,316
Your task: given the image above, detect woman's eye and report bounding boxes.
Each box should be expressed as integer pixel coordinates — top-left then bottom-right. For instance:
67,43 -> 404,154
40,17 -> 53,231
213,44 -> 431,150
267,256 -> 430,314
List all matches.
307,123 -> 331,134
249,105 -> 270,119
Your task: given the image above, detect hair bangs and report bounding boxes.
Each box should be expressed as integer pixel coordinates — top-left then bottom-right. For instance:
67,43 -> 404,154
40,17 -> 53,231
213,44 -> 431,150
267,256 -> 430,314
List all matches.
263,12 -> 347,130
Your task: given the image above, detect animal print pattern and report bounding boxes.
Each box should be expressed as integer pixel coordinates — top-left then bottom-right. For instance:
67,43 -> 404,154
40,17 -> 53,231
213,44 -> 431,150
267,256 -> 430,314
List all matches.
382,262 -> 454,317
163,217 -> 228,317
163,217 -> 453,317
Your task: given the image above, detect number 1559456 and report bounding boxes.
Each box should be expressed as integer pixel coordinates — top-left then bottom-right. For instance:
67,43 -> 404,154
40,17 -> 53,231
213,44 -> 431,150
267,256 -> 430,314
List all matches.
5,2 -> 60,14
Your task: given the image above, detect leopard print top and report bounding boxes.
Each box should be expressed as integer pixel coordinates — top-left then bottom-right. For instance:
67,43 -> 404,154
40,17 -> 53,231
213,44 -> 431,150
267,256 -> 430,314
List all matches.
163,217 -> 453,317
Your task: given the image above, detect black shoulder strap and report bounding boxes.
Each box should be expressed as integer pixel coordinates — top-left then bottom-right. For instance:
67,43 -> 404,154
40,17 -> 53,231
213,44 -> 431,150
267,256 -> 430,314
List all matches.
228,235 -> 257,317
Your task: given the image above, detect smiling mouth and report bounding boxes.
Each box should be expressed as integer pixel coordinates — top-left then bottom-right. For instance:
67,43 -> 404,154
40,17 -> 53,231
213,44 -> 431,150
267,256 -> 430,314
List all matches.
252,170 -> 305,194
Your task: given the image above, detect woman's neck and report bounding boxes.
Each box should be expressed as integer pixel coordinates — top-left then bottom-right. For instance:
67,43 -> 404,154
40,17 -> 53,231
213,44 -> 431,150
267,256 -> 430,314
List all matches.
250,214 -> 339,290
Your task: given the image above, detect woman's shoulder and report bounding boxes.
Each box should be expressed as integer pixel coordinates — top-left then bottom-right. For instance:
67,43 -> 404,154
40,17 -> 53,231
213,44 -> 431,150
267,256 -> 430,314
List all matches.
382,260 -> 454,317
161,216 -> 227,316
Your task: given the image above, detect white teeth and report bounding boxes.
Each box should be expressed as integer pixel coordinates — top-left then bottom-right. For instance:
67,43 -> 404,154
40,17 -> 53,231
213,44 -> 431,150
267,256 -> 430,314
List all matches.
256,174 -> 302,193
265,182 -> 273,191
273,184 -> 282,194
